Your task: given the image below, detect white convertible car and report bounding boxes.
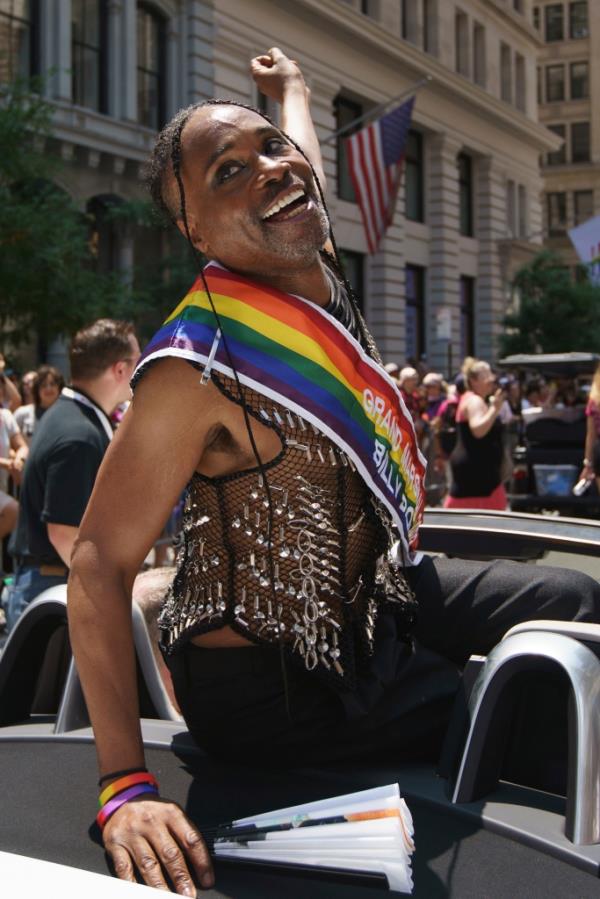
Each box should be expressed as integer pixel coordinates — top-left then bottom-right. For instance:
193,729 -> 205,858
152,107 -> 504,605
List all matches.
1,509 -> 600,898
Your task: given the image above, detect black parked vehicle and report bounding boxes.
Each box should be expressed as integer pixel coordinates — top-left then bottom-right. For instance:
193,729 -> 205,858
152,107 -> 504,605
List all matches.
498,353 -> 600,518
3,510 -> 600,897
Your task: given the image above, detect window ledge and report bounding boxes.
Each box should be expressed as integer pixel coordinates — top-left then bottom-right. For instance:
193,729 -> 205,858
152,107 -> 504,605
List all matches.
405,220 -> 429,237
49,99 -> 156,161
544,161 -> 595,172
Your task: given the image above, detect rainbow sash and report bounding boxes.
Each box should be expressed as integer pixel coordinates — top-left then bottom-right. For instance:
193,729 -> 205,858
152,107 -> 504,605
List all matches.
135,263 -> 426,557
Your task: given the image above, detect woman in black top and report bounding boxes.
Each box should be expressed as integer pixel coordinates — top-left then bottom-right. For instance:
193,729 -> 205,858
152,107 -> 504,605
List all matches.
444,357 -> 507,510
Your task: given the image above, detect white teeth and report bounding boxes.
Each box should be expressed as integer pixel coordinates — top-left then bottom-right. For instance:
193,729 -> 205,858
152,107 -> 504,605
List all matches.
262,188 -> 306,220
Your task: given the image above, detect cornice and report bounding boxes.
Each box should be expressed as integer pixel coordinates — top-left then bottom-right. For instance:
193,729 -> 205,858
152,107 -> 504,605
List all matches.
498,237 -> 545,251
480,0 -> 544,48
49,100 -> 155,162
229,0 -> 561,152
542,160 -> 600,177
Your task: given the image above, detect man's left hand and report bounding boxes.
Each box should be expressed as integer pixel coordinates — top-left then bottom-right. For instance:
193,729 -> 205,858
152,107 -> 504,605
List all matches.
251,47 -> 305,104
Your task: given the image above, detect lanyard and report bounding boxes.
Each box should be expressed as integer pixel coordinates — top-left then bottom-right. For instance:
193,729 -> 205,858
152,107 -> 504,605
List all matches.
61,387 -> 114,443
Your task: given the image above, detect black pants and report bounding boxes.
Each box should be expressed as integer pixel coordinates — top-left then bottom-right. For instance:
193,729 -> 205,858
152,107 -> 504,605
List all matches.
167,557 -> 600,766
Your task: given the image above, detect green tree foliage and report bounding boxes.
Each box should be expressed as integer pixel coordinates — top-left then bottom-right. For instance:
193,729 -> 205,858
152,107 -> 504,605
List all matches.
500,250 -> 600,355
0,81 -> 133,346
0,80 -> 219,352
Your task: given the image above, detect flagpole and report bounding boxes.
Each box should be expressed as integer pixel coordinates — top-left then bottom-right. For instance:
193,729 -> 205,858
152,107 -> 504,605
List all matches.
320,75 -> 432,147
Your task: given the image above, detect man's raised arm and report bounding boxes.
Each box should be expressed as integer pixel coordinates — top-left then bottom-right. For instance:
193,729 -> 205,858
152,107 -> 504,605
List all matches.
68,358 -> 220,894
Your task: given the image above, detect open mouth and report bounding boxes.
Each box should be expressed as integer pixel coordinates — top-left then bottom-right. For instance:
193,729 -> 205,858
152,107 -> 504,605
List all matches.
261,188 -> 309,223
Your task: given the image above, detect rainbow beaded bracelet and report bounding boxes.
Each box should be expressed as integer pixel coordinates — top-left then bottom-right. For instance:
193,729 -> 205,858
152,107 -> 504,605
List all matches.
96,782 -> 159,830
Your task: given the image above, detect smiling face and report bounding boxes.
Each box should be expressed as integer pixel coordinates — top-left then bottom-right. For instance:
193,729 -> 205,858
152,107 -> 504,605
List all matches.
174,105 -> 329,281
38,374 -> 61,409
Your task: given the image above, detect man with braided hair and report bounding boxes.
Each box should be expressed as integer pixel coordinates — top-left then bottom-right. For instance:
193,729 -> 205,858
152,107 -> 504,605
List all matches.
68,49 -> 600,894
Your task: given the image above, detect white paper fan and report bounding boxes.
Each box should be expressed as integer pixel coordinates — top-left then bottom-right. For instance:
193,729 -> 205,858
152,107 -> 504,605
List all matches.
210,783 -> 414,893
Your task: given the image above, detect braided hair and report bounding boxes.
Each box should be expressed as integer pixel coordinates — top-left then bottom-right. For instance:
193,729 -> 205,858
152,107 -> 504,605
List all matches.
143,98 -> 373,351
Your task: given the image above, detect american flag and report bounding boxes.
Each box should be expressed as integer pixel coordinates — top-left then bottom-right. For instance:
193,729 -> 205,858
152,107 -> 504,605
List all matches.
345,96 -> 415,255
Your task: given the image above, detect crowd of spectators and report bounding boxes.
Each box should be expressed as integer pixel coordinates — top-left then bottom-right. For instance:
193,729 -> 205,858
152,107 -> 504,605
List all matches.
384,354 -> 594,509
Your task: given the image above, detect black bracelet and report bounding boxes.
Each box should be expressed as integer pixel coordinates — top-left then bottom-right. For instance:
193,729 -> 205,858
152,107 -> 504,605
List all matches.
98,766 -> 148,787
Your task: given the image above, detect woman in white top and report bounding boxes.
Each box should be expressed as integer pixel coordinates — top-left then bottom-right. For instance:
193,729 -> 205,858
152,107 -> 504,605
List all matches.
0,356 -> 24,412
0,408 -> 27,540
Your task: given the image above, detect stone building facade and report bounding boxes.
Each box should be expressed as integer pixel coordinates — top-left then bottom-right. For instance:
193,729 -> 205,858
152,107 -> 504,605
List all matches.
534,0 -> 598,271
1,0 -> 559,371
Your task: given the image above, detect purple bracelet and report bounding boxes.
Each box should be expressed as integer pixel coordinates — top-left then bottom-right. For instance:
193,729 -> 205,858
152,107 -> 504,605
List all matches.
96,782 -> 158,830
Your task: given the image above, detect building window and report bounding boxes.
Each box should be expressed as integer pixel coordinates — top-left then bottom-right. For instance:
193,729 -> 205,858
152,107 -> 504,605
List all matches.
500,42 -> 512,103
360,0 -> 376,15
515,53 -> 526,111
403,0 -> 420,44
571,121 -> 590,163
533,6 -> 540,30
518,184 -> 527,238
473,23 -> 486,88
547,192 -> 567,236
513,0 -> 523,12
459,276 -> 475,358
0,0 -> 39,81
569,1 -> 588,39
405,264 -> 425,361
71,0 -> 107,111
458,152 -> 473,237
546,124 -> 566,165
545,4 -> 564,41
506,179 -> 516,237
335,95 -> 362,203
574,190 -> 593,225
339,249 -> 365,314
537,67 -> 542,103
423,0 -> 437,55
137,3 -> 166,130
455,10 -> 469,77
405,130 -> 424,223
545,65 -> 565,102
570,61 -> 589,99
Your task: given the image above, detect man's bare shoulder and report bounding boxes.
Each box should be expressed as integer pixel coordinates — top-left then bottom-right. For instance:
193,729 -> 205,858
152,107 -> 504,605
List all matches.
132,356 -> 225,416
97,357 -> 228,496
